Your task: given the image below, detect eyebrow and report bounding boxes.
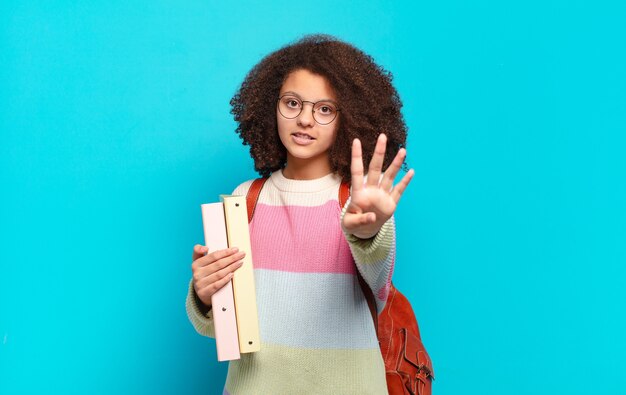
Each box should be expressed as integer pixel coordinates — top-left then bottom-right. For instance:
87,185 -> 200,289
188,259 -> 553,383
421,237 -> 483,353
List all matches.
280,91 -> 338,104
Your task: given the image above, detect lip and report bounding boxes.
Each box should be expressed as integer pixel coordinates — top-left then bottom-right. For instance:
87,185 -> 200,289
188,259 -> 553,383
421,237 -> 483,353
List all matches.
291,132 -> 315,139
291,132 -> 315,146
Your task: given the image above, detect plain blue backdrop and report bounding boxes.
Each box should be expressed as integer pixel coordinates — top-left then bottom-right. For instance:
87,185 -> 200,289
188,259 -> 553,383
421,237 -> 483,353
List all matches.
1,1 -> 625,394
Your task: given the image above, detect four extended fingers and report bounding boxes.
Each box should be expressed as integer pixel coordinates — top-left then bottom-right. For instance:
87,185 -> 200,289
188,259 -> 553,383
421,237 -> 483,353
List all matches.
351,133 -> 413,198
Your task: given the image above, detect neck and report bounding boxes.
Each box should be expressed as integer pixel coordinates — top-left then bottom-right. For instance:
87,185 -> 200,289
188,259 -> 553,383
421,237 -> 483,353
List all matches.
282,155 -> 333,180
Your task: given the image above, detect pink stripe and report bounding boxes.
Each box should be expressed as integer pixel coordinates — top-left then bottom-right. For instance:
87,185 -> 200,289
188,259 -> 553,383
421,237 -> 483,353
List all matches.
250,201 -> 356,274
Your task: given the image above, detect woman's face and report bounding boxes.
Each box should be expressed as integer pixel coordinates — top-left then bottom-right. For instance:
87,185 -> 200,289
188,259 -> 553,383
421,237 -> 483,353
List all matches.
277,69 -> 340,176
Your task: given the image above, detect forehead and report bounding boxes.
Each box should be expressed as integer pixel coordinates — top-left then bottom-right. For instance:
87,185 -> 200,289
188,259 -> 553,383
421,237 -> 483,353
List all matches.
280,69 -> 336,100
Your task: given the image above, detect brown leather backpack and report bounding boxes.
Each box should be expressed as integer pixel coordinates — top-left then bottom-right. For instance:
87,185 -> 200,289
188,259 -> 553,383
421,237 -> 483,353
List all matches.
247,178 -> 434,395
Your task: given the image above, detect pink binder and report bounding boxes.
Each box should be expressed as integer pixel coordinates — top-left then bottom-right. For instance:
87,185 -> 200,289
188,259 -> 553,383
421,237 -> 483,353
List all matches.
201,203 -> 240,361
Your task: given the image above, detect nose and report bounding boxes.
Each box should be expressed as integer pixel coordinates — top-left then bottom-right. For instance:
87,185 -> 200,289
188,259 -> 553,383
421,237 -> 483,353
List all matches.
296,102 -> 315,127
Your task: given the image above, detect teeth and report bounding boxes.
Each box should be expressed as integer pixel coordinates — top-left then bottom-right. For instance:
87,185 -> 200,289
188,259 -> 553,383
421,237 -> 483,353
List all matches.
294,133 -> 312,139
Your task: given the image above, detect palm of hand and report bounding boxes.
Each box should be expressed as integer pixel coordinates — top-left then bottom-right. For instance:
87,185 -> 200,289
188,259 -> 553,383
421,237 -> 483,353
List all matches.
351,185 -> 396,222
342,134 -> 414,239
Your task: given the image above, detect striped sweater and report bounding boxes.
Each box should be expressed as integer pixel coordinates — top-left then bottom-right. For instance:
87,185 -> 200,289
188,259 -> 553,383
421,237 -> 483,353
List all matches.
186,169 -> 396,394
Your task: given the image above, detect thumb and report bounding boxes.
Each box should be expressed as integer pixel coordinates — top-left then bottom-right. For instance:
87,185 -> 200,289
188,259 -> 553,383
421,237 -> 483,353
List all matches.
346,199 -> 364,215
192,244 -> 208,262
342,212 -> 376,232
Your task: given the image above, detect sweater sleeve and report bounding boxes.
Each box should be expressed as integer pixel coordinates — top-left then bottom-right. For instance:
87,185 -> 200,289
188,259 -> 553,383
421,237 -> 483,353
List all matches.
184,179 -> 255,338
340,197 -> 396,314
185,279 -> 216,338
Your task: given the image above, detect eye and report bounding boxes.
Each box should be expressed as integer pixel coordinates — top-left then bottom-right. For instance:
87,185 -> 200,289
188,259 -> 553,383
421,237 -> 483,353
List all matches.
317,104 -> 336,115
283,97 -> 301,109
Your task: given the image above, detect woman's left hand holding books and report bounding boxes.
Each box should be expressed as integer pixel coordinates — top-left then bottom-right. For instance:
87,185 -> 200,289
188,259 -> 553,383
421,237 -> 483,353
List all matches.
342,133 -> 414,240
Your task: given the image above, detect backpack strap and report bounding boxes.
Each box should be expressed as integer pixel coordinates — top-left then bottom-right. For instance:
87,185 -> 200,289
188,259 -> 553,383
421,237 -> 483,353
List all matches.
246,177 -> 379,337
246,178 -> 268,223
339,181 -> 350,210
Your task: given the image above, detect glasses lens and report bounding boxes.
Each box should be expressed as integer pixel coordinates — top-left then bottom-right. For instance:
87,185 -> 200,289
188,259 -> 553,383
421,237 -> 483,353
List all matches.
313,102 -> 338,125
278,95 -> 302,119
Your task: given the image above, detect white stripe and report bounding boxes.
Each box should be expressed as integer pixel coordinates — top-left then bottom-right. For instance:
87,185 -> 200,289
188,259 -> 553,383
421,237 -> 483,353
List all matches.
253,269 -> 378,349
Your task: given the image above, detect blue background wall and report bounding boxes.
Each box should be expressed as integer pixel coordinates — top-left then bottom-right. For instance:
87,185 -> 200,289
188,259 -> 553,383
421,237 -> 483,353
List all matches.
1,1 -> 625,394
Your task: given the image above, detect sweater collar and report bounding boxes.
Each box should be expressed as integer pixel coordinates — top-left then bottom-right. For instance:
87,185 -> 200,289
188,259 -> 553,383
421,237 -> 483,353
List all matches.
270,169 -> 342,192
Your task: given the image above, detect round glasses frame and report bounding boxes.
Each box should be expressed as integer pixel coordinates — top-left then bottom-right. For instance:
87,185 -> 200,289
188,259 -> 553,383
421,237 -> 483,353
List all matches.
277,94 -> 340,125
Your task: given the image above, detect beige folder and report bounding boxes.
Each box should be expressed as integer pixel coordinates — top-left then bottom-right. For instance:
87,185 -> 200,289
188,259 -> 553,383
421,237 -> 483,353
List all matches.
220,195 -> 261,353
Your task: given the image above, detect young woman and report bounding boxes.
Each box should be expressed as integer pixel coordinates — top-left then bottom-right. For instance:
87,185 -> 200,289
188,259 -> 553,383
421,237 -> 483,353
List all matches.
186,34 -> 414,394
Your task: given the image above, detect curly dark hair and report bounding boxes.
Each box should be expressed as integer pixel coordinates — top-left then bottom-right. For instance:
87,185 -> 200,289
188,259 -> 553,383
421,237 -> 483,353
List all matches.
230,34 -> 408,182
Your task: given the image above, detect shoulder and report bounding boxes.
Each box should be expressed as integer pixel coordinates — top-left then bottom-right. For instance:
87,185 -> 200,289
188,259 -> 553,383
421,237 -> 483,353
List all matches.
231,179 -> 256,196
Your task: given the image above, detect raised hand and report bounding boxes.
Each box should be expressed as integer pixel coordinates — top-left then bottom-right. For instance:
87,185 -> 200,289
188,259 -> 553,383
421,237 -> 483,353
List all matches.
341,133 -> 414,239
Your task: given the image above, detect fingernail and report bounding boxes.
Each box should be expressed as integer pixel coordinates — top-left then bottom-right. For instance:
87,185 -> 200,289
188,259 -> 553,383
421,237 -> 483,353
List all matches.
231,247 -> 239,253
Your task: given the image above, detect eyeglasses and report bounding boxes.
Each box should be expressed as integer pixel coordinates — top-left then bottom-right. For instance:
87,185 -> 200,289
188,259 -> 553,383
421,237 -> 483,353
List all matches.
277,94 -> 340,125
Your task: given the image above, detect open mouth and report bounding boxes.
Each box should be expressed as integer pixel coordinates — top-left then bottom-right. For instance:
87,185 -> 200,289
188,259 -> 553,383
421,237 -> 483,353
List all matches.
292,132 -> 315,140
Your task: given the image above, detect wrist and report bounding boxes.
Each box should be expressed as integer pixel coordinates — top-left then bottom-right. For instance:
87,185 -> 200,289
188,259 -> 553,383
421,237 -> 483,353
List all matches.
350,231 -> 377,240
194,289 -> 212,314
349,222 -> 383,240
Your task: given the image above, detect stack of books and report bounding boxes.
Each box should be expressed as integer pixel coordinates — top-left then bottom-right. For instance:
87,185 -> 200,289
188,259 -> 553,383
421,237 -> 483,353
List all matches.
200,195 -> 260,361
